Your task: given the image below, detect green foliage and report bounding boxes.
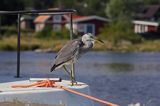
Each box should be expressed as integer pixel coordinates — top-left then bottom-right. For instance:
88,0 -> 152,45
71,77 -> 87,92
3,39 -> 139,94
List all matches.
35,26 -> 53,39
0,0 -> 25,25
0,26 -> 17,36
142,0 -> 160,5
0,44 -> 16,51
32,0 -> 55,9
51,28 -> 70,39
35,26 -> 70,40
1,0 -> 158,25
103,0 -> 142,45
100,16 -> 142,44
106,0 -> 139,20
0,25 -> 34,37
0,0 -> 24,11
80,0 -> 108,16
21,43 -> 40,50
0,0 -> 109,25
0,0 -> 159,19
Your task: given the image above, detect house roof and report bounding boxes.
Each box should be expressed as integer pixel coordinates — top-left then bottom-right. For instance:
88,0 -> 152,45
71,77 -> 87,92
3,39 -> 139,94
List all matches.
72,15 -> 87,20
34,8 -> 62,23
135,5 -> 160,19
144,5 -> 160,18
34,10 -> 110,24
133,20 -> 159,26
62,14 -> 87,21
34,14 -> 84,23
34,15 -> 51,23
73,15 -> 110,22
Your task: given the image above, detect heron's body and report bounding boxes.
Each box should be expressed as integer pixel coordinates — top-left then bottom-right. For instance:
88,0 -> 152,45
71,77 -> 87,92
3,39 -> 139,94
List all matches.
51,39 -> 82,70
50,33 -> 102,85
51,37 -> 93,71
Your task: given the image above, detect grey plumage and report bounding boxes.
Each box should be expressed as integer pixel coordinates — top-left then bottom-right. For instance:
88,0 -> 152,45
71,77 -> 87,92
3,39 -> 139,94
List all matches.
51,38 -> 83,71
50,33 -> 103,85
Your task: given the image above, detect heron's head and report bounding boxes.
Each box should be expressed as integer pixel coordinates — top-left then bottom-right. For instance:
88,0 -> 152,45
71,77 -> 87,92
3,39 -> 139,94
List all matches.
82,33 -> 104,44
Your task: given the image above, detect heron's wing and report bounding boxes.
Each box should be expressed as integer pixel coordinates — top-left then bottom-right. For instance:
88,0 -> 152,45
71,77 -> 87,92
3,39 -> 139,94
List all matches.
53,39 -> 82,68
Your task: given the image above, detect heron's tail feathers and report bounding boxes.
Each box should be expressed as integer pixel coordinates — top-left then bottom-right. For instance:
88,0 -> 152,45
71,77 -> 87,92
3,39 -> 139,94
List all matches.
50,64 -> 56,72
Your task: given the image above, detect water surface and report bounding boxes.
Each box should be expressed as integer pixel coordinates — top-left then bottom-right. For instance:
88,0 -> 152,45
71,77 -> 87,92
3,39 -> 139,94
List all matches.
0,51 -> 160,106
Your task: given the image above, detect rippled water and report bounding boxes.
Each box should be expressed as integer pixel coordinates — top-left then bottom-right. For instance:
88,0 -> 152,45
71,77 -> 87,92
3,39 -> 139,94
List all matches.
0,51 -> 160,106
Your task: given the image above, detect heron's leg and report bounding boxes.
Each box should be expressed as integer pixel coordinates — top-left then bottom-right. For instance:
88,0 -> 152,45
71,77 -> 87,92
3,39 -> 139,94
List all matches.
63,65 -> 76,83
71,63 -> 77,85
63,65 -> 70,76
71,63 -> 74,86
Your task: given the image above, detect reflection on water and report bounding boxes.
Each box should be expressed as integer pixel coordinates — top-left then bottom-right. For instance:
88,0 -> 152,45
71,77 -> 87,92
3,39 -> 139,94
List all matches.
106,63 -> 134,72
0,51 -> 160,106
0,101 -> 63,106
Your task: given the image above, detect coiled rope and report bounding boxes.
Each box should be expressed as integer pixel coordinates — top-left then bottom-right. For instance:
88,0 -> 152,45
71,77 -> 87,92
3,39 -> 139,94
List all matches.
12,80 -> 118,106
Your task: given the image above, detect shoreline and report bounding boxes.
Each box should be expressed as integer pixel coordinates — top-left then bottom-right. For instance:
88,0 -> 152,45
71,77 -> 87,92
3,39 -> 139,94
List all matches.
0,48 -> 160,53
0,36 -> 160,52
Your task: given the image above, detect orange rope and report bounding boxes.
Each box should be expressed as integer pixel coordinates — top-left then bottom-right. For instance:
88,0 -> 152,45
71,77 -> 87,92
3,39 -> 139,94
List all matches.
11,80 -> 118,106
12,80 -> 55,88
57,85 -> 118,106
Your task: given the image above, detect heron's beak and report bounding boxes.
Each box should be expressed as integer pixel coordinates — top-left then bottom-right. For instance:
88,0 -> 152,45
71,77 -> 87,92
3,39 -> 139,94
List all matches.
93,37 -> 104,44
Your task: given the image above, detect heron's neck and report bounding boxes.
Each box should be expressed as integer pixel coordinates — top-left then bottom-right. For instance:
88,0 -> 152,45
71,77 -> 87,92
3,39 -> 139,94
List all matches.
83,41 -> 93,49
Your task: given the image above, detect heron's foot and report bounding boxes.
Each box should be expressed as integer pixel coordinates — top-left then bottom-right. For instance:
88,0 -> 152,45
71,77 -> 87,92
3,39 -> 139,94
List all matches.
70,80 -> 78,86
69,81 -> 85,86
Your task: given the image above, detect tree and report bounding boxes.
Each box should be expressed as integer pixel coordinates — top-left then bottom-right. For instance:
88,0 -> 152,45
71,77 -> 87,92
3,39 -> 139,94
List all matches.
55,0 -> 109,16
0,0 -> 25,25
100,15 -> 141,44
142,0 -> 160,5
106,0 -> 139,21
101,0 -> 142,44
82,0 -> 109,16
32,0 -> 55,9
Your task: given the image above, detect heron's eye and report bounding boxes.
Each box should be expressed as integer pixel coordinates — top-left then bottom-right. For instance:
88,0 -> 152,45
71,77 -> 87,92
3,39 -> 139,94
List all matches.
90,36 -> 93,38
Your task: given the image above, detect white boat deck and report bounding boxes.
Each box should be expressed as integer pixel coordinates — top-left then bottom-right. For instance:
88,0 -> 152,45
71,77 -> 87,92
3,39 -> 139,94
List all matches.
0,77 -> 94,106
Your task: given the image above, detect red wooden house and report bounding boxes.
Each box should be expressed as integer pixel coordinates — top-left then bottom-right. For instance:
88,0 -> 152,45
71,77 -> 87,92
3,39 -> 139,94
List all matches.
72,16 -> 110,35
133,20 -> 159,33
133,5 -> 160,34
34,14 -> 110,36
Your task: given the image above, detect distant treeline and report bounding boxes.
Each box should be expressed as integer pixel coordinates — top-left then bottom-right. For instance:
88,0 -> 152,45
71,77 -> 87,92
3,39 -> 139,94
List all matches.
0,0 -> 160,25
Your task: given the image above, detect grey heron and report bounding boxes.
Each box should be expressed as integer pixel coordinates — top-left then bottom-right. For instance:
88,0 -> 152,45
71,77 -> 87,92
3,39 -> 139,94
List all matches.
51,33 -> 104,85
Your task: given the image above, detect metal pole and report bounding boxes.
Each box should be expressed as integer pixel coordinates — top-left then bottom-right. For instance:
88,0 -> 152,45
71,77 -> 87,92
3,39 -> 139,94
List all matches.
0,10 -> 76,78
16,14 -> 21,78
69,14 -> 73,40
70,14 -> 75,85
0,16 -> 1,35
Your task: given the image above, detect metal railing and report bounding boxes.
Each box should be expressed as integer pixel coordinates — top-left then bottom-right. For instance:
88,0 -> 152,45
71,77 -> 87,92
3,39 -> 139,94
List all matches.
0,9 -> 76,78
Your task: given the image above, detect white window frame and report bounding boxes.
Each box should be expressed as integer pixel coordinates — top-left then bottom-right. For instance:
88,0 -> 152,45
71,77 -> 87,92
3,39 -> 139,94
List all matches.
85,24 -> 95,35
77,24 -> 95,35
78,24 -> 85,32
53,15 -> 62,23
